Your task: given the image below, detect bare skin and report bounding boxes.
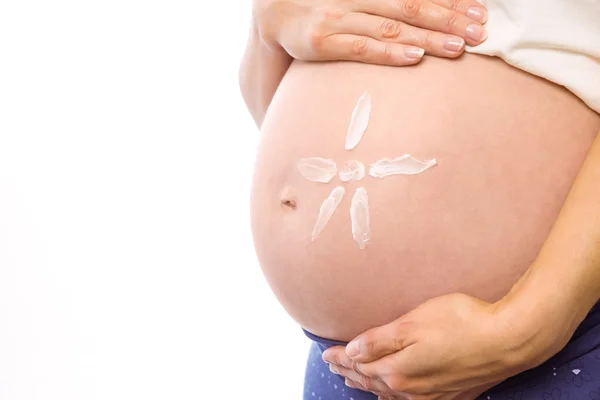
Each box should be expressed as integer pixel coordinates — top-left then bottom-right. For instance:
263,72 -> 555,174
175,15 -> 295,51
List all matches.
241,0 -> 488,127
250,54 -> 600,342
243,2 -> 600,399
321,104 -> 600,399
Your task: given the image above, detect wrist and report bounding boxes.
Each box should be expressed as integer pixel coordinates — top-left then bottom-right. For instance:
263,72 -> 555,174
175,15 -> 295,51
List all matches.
492,264 -> 594,369
247,18 -> 292,69
240,19 -> 292,128
251,10 -> 287,54
510,260 -> 598,326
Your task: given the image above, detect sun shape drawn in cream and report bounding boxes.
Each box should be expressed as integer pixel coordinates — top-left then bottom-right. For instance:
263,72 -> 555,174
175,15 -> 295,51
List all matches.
297,91 -> 437,249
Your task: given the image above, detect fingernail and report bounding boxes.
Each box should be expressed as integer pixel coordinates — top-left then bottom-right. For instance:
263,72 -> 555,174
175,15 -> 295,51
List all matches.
345,378 -> 358,389
321,350 -> 331,362
346,340 -> 360,357
466,6 -> 485,22
405,47 -> 424,60
443,37 -> 465,52
466,24 -> 487,42
329,364 -> 339,374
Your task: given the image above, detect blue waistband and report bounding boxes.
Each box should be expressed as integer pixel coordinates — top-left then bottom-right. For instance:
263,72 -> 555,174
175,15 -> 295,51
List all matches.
302,328 -> 348,347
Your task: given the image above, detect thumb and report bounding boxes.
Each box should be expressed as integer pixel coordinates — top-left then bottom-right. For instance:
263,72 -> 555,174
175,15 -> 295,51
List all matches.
345,319 -> 412,363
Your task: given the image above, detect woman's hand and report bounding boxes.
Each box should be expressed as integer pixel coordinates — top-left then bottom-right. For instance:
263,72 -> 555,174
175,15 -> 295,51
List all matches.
321,292 -> 564,400
253,0 -> 488,67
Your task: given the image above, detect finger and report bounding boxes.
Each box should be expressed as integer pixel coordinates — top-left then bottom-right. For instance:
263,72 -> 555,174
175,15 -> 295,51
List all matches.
327,12 -> 465,58
345,320 -> 413,363
429,0 -> 488,24
323,346 -> 361,373
345,378 -> 375,394
330,364 -> 393,395
377,392 -> 411,400
321,345 -> 348,365
346,378 -> 395,398
324,347 -> 371,376
353,0 -> 488,46
324,347 -> 382,382
317,34 -> 424,66
378,395 -> 403,400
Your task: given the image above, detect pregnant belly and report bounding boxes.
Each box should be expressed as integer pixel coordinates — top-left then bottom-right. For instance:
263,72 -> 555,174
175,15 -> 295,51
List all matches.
250,54 -> 600,342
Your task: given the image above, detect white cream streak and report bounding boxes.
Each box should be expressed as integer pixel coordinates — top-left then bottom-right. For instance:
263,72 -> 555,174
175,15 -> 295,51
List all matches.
369,154 -> 437,178
345,91 -> 371,150
350,187 -> 370,249
297,158 -> 337,183
311,186 -> 345,241
339,160 -> 365,182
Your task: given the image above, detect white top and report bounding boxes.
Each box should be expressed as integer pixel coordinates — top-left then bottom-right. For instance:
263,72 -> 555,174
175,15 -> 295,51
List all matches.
465,0 -> 600,113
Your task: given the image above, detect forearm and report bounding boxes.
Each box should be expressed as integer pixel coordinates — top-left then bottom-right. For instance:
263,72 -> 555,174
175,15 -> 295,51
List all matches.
239,24 -> 292,128
531,130 -> 600,307
499,130 -> 600,361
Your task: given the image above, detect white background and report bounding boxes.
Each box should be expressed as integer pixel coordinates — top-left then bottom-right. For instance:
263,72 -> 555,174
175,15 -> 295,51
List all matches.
0,1 -> 310,399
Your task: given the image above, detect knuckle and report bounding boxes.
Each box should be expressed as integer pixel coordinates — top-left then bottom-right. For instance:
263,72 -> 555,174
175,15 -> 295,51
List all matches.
393,336 -> 406,352
383,43 -> 394,62
397,0 -> 422,19
384,376 -> 408,392
359,375 -> 374,391
447,0 -> 462,11
378,19 -> 402,39
350,359 -> 363,374
392,320 -> 413,344
445,12 -> 462,29
319,6 -> 344,21
414,31 -> 431,48
338,356 -> 352,370
362,335 -> 377,355
351,36 -> 369,57
309,28 -> 326,52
